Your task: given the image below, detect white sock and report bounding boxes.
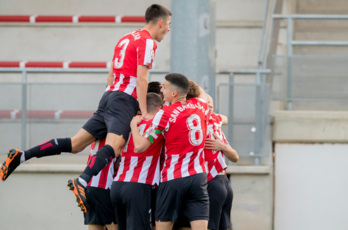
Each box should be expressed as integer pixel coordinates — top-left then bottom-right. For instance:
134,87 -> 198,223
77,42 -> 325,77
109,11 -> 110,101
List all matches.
78,177 -> 87,187
20,152 -> 26,164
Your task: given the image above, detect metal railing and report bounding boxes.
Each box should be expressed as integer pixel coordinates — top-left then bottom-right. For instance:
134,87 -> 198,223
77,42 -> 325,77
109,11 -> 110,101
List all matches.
272,14 -> 348,109
217,69 -> 271,165
0,67 -> 271,165
0,68 -> 169,151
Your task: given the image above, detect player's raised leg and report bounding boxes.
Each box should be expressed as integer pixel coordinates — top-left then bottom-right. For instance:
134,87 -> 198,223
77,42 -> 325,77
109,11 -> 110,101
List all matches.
0,127 -> 95,182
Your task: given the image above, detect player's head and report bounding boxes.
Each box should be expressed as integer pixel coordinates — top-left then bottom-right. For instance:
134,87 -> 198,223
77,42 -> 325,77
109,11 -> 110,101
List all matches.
145,4 -> 172,42
186,80 -> 200,100
147,92 -> 163,115
162,73 -> 189,103
207,94 -> 214,112
147,81 -> 164,99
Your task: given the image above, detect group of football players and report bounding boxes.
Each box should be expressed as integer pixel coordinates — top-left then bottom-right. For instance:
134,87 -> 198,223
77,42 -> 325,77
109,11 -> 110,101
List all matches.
0,4 -> 239,230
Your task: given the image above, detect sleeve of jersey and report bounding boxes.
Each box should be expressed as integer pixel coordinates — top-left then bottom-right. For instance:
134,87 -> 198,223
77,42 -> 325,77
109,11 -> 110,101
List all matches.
137,38 -> 156,68
143,109 -> 168,144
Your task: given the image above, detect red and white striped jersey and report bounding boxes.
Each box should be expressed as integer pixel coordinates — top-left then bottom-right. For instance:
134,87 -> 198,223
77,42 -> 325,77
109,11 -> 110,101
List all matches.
205,113 -> 228,182
144,98 -> 210,182
106,30 -> 157,99
114,119 -> 164,185
87,139 -> 117,190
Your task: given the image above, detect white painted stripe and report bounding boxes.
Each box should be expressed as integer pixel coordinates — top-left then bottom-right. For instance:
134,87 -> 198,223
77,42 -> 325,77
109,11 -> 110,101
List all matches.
30,15 -> 36,23
124,76 -> 137,95
73,15 -> 79,23
54,110 -> 63,119
114,157 -> 125,181
144,39 -> 154,66
124,156 -> 137,181
20,61 -> 27,68
10,109 -> 19,119
63,61 -> 70,69
194,149 -> 204,174
181,152 -> 193,178
166,154 -> 179,181
138,156 -> 153,184
107,61 -> 112,69
112,74 -> 124,91
116,15 -> 122,23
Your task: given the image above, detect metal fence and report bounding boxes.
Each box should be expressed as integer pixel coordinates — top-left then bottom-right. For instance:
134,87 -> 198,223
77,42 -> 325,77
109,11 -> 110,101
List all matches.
217,69 -> 271,165
0,68 -> 271,165
272,14 -> 348,110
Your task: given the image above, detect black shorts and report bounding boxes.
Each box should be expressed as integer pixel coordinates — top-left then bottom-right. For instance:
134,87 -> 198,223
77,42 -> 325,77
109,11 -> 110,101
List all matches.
207,175 -> 233,230
155,173 -> 209,223
110,181 -> 152,230
151,186 -> 158,226
174,175 -> 233,230
82,91 -> 139,141
83,187 -> 117,226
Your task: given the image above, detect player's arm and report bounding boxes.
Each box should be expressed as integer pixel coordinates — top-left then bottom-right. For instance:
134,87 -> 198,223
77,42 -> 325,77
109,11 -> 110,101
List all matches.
107,61 -> 114,86
130,115 -> 151,153
136,65 -> 149,118
218,114 -> 228,125
205,133 -> 239,163
197,86 -> 209,102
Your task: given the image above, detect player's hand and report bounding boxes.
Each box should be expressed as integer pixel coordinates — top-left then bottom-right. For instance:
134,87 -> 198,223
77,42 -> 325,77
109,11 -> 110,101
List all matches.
205,133 -> 226,151
131,115 -> 143,127
142,113 -> 152,120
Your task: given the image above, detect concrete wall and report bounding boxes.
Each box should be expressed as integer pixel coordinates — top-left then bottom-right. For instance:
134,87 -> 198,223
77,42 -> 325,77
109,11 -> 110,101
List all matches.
274,143 -> 348,230
0,166 -> 273,230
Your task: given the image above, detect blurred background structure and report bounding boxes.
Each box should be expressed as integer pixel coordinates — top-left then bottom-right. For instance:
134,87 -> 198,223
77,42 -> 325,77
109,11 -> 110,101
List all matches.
0,0 -> 348,229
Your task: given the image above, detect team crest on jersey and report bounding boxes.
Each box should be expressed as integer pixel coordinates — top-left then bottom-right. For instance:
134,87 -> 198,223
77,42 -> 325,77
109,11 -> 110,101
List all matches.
144,125 -> 161,144
150,50 -> 155,59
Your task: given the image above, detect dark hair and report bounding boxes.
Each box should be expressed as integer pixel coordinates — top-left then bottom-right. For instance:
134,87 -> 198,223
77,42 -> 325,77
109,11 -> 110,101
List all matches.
145,4 -> 172,24
147,93 -> 163,113
147,81 -> 163,99
165,73 -> 189,95
186,80 -> 200,100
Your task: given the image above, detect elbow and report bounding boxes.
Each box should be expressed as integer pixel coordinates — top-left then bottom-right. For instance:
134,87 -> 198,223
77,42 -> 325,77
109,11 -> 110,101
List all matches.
134,145 -> 146,153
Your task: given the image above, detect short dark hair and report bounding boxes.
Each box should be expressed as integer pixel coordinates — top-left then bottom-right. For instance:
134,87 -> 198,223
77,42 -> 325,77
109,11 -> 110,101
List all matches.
147,81 -> 163,99
147,93 -> 163,114
145,4 -> 172,24
186,80 -> 200,100
165,73 -> 189,96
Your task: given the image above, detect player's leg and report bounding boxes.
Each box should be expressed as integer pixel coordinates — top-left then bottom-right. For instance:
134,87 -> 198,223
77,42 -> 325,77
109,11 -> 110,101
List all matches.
0,92 -> 111,182
88,225 -> 105,230
84,187 -> 118,229
111,181 -> 152,230
183,174 -> 209,230
155,178 -> 187,230
218,176 -> 233,230
105,223 -> 118,230
72,91 -> 138,187
78,133 -> 125,186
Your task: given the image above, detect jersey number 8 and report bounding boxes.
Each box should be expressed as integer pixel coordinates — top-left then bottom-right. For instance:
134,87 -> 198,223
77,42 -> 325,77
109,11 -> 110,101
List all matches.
114,39 -> 130,69
187,114 -> 203,146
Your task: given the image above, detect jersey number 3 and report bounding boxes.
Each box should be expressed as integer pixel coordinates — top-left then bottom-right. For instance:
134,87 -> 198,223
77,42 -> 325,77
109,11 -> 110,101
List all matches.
187,114 -> 203,146
114,39 -> 130,69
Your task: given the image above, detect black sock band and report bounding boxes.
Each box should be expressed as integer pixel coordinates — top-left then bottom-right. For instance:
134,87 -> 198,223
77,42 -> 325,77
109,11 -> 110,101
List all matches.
80,144 -> 115,184
24,138 -> 72,161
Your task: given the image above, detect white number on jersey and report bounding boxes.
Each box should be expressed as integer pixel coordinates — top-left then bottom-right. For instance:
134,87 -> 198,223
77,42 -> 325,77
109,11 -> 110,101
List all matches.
187,114 -> 204,146
123,124 -> 147,152
114,38 -> 130,69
